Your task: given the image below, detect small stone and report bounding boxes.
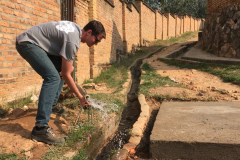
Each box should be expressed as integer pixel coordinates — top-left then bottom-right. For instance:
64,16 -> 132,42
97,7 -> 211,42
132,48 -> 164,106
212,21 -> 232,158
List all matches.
31,94 -> 38,103
22,105 -> 28,111
211,87 -> 217,91
220,90 -> 228,94
198,92 -> 204,96
141,70 -> 146,75
163,70 -> 167,73
24,151 -> 33,159
7,108 -> 13,114
63,151 -> 77,158
165,84 -> 169,87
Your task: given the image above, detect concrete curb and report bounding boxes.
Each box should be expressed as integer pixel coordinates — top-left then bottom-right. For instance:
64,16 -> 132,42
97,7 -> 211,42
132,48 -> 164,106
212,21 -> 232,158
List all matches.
120,71 -> 132,99
160,41 -> 197,59
159,41 -> 240,66
111,94 -> 150,160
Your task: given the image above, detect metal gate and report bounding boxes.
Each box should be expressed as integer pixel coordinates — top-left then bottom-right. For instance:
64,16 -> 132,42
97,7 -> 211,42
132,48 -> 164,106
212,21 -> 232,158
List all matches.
61,0 -> 75,21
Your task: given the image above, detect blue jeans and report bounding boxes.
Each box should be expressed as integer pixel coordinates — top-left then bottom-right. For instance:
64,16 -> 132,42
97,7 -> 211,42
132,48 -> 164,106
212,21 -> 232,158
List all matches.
16,42 -> 64,127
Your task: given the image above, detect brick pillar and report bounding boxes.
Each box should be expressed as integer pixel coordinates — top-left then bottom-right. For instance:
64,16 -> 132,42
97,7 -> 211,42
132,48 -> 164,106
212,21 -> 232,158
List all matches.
165,12 -> 170,38
88,0 -> 97,78
135,0 -> 142,46
122,1 -> 127,52
153,8 -> 158,39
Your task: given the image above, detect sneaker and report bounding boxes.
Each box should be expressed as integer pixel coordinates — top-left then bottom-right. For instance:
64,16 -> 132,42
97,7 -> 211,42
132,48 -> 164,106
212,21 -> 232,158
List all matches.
31,126 -> 65,144
52,103 -> 66,114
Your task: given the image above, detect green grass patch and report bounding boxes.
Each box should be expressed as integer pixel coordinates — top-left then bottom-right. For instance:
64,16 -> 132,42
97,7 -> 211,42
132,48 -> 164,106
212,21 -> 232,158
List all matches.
139,63 -> 184,96
0,95 -> 32,110
152,31 -> 198,46
0,152 -> 25,160
160,59 -> 240,85
42,124 -> 93,160
93,66 -> 128,88
72,149 -> 88,160
0,94 -> 34,118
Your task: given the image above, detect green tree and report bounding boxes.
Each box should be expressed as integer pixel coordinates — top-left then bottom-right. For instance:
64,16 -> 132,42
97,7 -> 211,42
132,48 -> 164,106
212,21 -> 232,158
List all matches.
143,0 -> 207,18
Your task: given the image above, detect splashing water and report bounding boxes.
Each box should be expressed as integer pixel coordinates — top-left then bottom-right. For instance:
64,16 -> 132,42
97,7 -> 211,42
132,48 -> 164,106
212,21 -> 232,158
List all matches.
88,97 -> 119,120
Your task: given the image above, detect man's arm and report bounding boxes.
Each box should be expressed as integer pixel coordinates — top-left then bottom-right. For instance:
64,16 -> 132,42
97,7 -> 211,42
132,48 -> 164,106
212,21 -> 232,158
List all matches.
61,56 -> 88,106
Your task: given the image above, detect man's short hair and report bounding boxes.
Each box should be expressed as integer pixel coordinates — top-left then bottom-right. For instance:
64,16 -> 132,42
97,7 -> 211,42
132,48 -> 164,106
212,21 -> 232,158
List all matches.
83,20 -> 106,38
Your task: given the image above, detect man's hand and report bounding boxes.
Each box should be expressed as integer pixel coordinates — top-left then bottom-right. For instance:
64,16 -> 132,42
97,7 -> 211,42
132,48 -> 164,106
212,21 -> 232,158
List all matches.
79,96 -> 90,107
61,57 -> 89,106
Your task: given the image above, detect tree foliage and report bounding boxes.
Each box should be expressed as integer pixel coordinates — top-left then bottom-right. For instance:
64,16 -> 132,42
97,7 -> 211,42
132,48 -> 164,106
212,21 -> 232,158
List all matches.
142,0 -> 207,18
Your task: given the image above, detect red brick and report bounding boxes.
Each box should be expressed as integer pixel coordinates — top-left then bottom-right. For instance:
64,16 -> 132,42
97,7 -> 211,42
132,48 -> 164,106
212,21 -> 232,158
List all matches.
1,15 -> 10,21
2,51 -> 7,55
13,10 -> 22,17
9,23 -> 18,29
0,57 -> 4,61
11,68 -> 19,72
3,8 -> 12,14
15,4 -> 20,10
0,84 -> 7,90
4,34 -> 14,39
0,21 -> 9,27
40,8 -> 47,13
3,63 -> 7,67
6,2 -> 15,9
7,40 -> 11,44
0,69 -> 10,73
6,56 -> 15,61
0,46 -> 8,50
12,63 -> 17,67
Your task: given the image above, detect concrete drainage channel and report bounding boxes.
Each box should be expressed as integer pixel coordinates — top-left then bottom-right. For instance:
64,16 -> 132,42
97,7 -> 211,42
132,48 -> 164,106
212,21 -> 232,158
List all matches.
93,46 -> 165,160
93,42 -> 198,160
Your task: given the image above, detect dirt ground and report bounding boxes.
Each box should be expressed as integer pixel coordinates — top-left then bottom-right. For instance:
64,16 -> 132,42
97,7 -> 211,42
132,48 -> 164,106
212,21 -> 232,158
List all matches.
1,35 -> 240,159
0,106 -> 69,159
143,37 -> 240,102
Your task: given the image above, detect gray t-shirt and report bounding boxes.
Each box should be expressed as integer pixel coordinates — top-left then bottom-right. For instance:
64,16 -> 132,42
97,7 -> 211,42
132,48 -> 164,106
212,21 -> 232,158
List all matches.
16,21 -> 82,62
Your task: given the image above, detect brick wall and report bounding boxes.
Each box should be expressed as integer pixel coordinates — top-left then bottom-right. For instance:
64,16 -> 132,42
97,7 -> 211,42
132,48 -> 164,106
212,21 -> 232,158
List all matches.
207,0 -> 239,15
0,0 -> 204,103
183,15 -> 190,33
180,16 -> 184,34
74,0 -> 91,83
155,11 -> 163,40
124,2 -> 140,53
136,0 -> 155,46
190,17 -> 195,31
167,13 -> 176,38
0,0 -> 60,102
176,15 -> 181,37
194,18 -> 198,31
162,14 -> 168,40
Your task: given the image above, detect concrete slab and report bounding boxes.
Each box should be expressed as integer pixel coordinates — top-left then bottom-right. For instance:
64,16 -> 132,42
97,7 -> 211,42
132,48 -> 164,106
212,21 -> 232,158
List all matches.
150,102 -> 240,159
182,48 -> 240,65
